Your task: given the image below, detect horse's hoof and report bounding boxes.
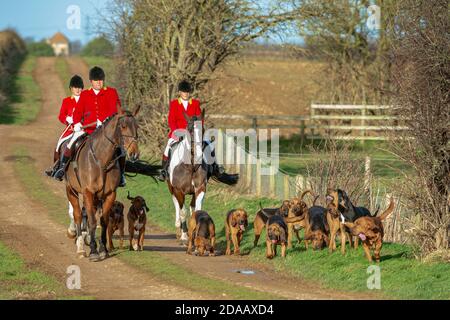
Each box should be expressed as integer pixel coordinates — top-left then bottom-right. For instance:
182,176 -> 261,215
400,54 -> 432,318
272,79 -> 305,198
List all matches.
67,229 -> 77,240
77,251 -> 86,258
89,253 -> 100,262
99,251 -> 108,260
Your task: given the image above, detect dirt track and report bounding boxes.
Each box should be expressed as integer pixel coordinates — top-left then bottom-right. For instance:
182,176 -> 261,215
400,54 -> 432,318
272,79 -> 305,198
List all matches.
0,57 -> 374,300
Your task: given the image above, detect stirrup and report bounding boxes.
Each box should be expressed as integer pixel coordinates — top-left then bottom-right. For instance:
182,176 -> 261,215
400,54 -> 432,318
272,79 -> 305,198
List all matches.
53,168 -> 65,181
158,170 -> 168,182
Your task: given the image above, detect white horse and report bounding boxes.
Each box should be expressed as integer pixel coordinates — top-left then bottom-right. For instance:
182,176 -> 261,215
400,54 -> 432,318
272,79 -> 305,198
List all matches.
166,112 -> 238,241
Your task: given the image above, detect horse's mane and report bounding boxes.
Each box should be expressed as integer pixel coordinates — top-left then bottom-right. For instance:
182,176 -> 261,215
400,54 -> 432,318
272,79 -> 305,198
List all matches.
88,113 -> 118,140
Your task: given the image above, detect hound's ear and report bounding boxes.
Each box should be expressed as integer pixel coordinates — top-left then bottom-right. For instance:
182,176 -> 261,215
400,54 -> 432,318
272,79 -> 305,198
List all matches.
230,214 -> 237,227
127,191 -> 134,201
280,229 -> 286,243
144,201 -> 149,212
133,105 -> 141,116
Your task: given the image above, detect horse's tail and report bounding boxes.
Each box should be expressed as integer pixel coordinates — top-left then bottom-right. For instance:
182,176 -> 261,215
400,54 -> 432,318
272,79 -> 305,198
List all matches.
125,160 -> 161,177
212,173 -> 239,186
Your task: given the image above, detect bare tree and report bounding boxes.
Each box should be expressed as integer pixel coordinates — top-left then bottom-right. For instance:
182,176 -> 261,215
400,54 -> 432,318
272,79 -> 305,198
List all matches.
285,0 -> 397,105
389,0 -> 449,258
106,0 -> 295,155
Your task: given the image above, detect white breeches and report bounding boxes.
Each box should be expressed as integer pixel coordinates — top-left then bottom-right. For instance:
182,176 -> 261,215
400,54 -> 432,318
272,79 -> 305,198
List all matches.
67,130 -> 85,149
164,138 -> 215,158
56,134 -> 72,152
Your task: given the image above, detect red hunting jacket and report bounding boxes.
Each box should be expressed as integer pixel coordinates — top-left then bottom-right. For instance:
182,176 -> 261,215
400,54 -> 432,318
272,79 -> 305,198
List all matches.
168,98 -> 202,138
58,96 -> 79,138
73,87 -> 121,134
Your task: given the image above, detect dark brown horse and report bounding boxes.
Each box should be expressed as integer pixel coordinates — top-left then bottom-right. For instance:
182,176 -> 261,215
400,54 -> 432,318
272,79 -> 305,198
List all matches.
65,107 -> 140,261
167,111 -> 238,242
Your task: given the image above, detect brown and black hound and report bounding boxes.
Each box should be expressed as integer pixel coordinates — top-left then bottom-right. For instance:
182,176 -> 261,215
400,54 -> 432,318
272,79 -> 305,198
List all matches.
265,214 -> 288,259
326,189 -> 379,254
187,210 -> 216,256
106,201 -> 125,251
225,209 -> 248,255
253,200 -> 290,247
127,192 -> 149,251
286,190 -> 313,248
344,198 -> 394,262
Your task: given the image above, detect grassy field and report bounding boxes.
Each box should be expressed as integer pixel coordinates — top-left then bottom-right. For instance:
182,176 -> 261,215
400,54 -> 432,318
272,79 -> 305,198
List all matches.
0,56 -> 40,125
116,174 -> 450,300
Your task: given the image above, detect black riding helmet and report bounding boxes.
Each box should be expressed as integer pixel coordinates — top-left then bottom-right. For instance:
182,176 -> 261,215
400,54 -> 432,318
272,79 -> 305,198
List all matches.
178,80 -> 192,93
89,66 -> 105,81
69,75 -> 84,89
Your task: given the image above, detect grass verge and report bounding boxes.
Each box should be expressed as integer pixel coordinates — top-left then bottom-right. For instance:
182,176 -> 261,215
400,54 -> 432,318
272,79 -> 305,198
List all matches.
118,174 -> 450,300
0,240 -> 90,300
0,56 -> 40,124
55,57 -> 71,96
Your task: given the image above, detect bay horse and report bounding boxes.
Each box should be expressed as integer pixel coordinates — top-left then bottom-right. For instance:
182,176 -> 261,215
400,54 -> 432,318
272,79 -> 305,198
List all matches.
65,107 -> 140,261
167,111 -> 238,242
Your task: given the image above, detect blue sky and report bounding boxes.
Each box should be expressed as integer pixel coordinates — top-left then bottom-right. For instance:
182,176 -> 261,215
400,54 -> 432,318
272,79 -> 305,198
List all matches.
0,0 -> 108,44
0,0 -> 301,45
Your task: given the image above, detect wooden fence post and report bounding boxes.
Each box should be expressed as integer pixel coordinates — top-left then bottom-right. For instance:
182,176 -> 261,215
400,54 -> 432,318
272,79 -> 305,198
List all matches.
364,156 -> 371,207
283,175 -> 290,199
256,158 -> 261,197
269,165 -> 275,197
235,142 -> 241,175
246,152 -> 252,189
217,129 -> 223,166
226,135 -> 234,170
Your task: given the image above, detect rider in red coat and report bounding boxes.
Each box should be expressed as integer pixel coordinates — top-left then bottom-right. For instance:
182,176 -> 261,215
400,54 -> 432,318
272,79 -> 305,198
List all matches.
158,80 -> 223,181
52,67 -> 126,186
45,75 -> 83,177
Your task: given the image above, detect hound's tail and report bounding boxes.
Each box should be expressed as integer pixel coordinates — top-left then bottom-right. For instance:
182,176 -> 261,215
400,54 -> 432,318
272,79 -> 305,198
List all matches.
379,197 -> 395,221
212,172 -> 239,186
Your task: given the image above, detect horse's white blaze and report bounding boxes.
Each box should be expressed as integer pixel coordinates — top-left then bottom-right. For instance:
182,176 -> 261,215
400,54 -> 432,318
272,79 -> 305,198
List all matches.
172,195 -> 181,227
195,191 -> 205,211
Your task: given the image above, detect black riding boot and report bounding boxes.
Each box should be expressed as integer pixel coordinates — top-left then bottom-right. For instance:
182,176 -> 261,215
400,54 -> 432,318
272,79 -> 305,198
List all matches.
158,157 -> 169,182
118,152 -> 126,187
53,154 -> 70,181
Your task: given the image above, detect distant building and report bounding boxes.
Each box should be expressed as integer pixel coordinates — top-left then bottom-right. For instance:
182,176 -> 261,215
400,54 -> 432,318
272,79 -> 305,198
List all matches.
47,32 -> 70,56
